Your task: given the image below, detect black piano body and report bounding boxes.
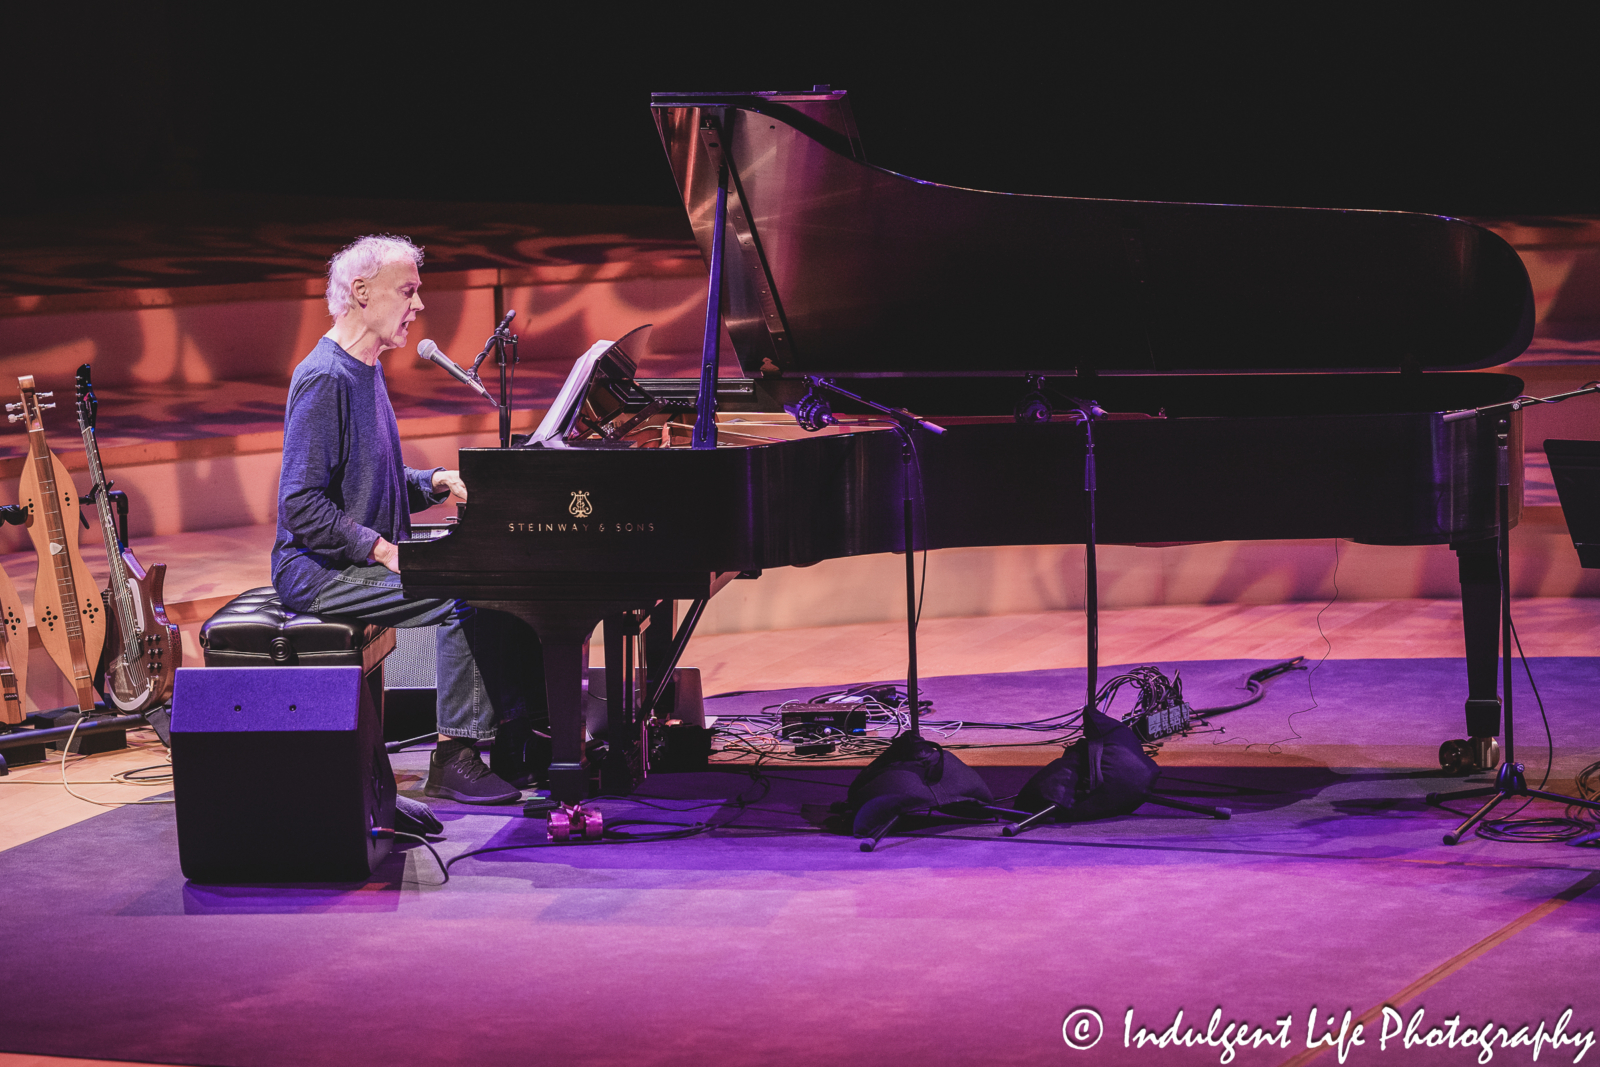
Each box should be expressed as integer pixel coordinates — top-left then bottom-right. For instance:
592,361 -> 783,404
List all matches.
402,89 -> 1533,803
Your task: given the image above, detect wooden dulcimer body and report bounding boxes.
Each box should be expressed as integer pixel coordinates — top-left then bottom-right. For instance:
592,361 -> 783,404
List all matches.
0,560 -> 27,724
10,376 -> 105,713
75,365 -> 179,712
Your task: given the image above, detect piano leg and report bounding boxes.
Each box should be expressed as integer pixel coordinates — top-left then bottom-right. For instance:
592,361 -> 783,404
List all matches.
471,601 -> 638,805
645,600 -> 678,720
1454,538 -> 1503,768
537,628 -> 593,803
601,611 -> 647,794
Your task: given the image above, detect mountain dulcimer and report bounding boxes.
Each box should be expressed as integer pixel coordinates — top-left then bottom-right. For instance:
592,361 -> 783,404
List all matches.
0,560 -> 27,724
10,376 -> 105,714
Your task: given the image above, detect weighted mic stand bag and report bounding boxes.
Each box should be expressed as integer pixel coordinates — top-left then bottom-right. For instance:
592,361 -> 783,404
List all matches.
1018,707 -> 1160,821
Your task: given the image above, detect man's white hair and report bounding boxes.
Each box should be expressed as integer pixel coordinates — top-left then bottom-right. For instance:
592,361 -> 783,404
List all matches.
325,235 -> 425,318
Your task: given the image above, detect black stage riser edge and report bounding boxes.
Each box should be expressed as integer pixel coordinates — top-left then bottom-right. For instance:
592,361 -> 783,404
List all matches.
170,667 -> 393,884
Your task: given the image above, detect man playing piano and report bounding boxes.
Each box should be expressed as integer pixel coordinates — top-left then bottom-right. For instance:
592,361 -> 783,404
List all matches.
272,235 -> 541,805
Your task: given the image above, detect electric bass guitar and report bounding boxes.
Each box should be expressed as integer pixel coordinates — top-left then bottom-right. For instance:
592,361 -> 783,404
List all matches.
9,376 -> 104,713
75,365 -> 179,713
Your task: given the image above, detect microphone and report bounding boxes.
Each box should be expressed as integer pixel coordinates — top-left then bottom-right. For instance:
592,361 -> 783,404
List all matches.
495,309 -> 516,332
897,410 -> 947,436
786,392 -> 837,432
418,339 -> 497,406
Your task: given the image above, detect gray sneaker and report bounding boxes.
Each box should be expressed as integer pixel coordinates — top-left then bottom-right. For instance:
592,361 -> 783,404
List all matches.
424,741 -> 521,804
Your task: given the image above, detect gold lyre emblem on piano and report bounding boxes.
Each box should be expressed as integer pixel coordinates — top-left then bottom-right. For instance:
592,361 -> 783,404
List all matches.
568,491 -> 593,518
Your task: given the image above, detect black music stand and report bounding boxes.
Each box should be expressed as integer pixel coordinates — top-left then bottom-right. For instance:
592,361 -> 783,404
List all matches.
1427,389 -> 1600,844
1547,440 -> 1600,568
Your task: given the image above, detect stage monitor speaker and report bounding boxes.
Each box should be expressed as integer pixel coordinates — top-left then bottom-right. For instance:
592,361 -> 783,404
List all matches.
170,666 -> 395,884
383,623 -> 438,742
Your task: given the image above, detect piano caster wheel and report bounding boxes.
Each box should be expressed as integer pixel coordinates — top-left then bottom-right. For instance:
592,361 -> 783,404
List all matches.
547,803 -> 604,842
1438,736 -> 1501,775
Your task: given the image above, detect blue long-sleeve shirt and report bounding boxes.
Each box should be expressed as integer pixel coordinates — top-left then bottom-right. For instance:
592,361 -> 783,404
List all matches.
271,337 -> 446,610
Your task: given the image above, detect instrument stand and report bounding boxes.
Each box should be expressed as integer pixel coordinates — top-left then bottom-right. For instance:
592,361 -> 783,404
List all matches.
1428,387 -> 1600,844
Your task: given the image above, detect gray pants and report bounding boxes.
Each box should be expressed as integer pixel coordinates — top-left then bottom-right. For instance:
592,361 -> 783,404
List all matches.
305,563 -> 542,740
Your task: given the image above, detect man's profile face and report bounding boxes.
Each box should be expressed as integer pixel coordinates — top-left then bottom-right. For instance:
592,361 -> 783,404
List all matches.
358,259 -> 424,354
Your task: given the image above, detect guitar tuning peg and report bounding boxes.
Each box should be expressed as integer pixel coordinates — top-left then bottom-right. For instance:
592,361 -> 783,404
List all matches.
38,402 -> 56,411
4,403 -> 20,413
36,392 -> 54,400
6,414 -> 23,423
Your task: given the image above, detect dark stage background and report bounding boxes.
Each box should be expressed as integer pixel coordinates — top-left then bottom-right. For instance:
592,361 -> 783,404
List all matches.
6,5 -> 1597,219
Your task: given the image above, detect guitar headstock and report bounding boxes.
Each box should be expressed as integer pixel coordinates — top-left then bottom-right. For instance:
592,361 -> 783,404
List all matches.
75,364 -> 97,432
7,375 -> 54,433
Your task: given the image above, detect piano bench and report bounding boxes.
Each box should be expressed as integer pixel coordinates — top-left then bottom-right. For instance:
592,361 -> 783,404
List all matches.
198,587 -> 396,678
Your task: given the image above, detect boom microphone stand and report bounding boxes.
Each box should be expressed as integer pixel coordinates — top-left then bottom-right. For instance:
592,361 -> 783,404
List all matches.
1428,383 -> 1600,844
790,377 -> 946,737
470,309 -> 520,448
1008,398 -> 1229,834
789,377 -> 994,849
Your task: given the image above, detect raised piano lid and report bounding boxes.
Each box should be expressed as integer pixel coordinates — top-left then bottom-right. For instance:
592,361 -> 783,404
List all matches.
651,89 -> 1535,379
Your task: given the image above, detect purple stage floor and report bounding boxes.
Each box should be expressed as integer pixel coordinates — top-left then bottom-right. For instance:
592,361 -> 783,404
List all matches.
3,659 -> 1599,1066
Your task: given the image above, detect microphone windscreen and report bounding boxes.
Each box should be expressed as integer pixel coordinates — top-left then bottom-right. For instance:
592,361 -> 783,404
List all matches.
418,339 -> 440,361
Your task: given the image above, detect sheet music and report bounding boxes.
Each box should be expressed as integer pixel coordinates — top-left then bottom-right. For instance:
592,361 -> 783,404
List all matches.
524,339 -> 616,448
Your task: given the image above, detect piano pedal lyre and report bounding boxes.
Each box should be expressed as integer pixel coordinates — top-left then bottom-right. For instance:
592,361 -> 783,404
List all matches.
547,803 -> 604,842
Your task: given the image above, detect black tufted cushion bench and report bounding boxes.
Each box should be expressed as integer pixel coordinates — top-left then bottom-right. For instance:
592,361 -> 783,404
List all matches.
199,589 -> 396,718
179,587 -> 400,882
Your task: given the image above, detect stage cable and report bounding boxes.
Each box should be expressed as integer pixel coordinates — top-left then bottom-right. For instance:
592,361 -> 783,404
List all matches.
373,830 -> 449,885
440,767 -> 802,872
53,717 -> 175,807
1203,538 -> 1340,753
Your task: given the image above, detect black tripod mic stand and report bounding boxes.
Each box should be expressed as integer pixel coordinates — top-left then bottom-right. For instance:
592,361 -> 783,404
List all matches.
469,309 -> 520,448
789,378 -> 995,850
1007,399 -> 1229,835
1428,384 -> 1600,844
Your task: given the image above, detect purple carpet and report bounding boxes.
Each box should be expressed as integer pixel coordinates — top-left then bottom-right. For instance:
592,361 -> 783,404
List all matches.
2,659 -> 1599,1067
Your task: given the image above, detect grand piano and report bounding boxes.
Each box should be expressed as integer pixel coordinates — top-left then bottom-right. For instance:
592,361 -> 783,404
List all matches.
401,88 -> 1533,803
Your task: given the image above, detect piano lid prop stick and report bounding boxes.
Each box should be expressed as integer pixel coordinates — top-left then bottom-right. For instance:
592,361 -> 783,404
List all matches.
692,118 -> 729,451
